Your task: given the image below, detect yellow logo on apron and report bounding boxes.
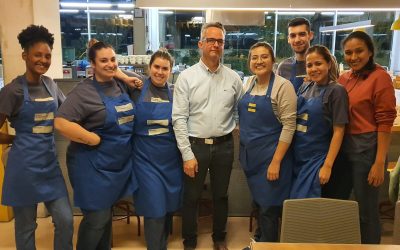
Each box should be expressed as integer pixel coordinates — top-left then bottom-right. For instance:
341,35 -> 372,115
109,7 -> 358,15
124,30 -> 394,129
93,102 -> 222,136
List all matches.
248,103 -> 256,112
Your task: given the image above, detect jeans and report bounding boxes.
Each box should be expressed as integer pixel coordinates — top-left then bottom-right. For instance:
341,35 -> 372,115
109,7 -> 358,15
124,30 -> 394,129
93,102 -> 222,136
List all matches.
144,213 -> 173,250
256,206 -> 282,242
77,208 -> 112,250
13,196 -> 73,250
182,136 -> 234,247
322,146 -> 381,244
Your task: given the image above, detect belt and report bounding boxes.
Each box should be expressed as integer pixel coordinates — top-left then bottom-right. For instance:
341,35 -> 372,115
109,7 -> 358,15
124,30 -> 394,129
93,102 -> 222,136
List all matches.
189,133 -> 232,145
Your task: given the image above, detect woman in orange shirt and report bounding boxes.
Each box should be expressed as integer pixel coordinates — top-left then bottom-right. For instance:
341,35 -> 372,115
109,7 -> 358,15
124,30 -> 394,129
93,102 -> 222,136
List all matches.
323,31 -> 396,244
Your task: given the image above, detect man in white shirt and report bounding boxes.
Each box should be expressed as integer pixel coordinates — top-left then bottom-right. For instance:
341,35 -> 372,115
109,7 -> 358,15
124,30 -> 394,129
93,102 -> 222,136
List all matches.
172,22 -> 243,250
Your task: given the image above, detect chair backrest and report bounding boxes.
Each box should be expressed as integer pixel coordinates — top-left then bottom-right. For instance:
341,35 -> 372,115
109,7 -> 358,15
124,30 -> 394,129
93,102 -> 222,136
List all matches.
394,200 -> 400,244
280,198 -> 361,244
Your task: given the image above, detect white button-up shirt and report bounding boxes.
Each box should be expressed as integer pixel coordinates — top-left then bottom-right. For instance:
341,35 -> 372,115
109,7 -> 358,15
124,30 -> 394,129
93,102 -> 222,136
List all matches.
172,59 -> 244,161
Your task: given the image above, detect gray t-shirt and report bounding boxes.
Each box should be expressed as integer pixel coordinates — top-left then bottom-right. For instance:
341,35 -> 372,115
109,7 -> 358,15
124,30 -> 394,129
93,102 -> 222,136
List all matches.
276,57 -> 306,81
298,81 -> 349,126
56,77 -> 124,131
0,75 -> 65,120
130,79 -> 172,103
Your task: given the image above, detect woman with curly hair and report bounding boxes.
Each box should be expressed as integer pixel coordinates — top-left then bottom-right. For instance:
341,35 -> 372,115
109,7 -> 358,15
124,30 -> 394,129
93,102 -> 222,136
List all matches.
0,25 -> 73,250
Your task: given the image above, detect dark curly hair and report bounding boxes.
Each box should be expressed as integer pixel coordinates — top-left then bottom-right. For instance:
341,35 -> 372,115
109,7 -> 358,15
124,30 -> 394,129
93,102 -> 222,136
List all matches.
17,25 -> 54,50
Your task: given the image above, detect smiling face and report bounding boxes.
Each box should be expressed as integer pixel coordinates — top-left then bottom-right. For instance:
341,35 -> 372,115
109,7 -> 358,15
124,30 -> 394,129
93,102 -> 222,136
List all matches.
91,47 -> 117,82
343,38 -> 373,72
249,46 -> 274,77
149,57 -> 172,87
23,42 -> 52,79
288,24 -> 313,55
306,52 -> 331,85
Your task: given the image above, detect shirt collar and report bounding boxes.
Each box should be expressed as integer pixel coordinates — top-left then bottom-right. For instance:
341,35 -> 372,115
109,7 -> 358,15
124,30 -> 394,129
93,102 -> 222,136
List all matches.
199,59 -> 222,73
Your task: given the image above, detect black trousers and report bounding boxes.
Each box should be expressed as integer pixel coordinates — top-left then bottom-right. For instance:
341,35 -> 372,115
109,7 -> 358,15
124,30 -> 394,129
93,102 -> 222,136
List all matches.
182,136 -> 234,247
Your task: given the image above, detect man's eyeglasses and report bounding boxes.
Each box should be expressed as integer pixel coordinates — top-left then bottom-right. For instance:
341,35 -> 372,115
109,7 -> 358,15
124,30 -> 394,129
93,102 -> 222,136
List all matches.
203,38 -> 225,46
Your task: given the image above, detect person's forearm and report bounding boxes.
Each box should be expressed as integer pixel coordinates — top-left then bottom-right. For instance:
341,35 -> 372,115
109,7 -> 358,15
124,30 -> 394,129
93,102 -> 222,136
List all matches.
54,117 -> 99,145
324,125 -> 345,168
0,133 -> 14,144
115,68 -> 129,82
375,131 -> 391,165
272,141 -> 290,163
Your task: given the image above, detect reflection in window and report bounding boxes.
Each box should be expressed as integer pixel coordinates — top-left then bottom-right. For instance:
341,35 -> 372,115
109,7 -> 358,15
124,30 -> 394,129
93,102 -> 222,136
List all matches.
159,10 -> 203,67
59,0 -> 134,65
334,12 -> 395,68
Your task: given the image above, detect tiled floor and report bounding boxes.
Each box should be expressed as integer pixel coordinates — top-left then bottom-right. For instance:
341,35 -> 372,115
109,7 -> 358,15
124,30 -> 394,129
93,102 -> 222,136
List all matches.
0,215 -> 395,249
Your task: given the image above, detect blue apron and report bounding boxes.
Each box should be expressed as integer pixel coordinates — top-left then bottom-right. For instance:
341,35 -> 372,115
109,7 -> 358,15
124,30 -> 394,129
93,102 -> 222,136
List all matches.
2,76 -> 67,206
290,83 -> 331,198
238,73 -> 293,208
66,78 -> 137,210
290,60 -> 305,93
133,78 -> 183,218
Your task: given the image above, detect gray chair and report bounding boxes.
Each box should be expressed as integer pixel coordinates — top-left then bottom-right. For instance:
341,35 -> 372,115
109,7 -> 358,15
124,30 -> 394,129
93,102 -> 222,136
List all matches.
280,198 -> 361,244
394,200 -> 400,244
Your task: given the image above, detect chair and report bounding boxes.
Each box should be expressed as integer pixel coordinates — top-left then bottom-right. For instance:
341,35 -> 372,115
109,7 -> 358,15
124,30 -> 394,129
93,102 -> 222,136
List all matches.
394,200 -> 400,244
280,198 -> 361,244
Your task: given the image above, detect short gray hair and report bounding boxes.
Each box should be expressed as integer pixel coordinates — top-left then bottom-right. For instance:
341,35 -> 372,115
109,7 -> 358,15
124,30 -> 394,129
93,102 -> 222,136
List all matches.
200,22 -> 226,40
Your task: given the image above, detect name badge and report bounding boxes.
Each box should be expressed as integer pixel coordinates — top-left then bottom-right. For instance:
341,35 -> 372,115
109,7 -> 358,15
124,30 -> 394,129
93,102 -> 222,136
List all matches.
32,126 -> 53,134
115,103 -> 133,113
118,115 -> 134,125
297,113 -> 309,121
296,124 -> 307,133
147,119 -> 169,126
248,108 -> 256,113
34,112 -> 54,121
148,128 -> 169,136
34,97 -> 54,102
151,97 -> 169,103
248,103 -> 256,107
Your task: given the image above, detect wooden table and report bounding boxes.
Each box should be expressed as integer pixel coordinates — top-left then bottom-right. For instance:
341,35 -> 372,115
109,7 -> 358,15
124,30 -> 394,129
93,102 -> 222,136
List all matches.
250,243 -> 400,250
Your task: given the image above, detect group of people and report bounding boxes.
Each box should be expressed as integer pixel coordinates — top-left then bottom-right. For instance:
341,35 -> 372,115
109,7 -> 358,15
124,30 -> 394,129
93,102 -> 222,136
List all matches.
0,16 -> 396,250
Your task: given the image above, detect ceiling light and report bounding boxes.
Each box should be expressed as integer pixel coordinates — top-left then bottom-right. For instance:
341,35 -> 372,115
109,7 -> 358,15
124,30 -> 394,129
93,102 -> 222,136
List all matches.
84,10 -> 126,14
118,3 -> 135,9
60,9 -> 79,13
320,20 -> 374,32
60,2 -> 112,8
321,11 -> 364,16
159,10 -> 174,14
277,11 -> 315,15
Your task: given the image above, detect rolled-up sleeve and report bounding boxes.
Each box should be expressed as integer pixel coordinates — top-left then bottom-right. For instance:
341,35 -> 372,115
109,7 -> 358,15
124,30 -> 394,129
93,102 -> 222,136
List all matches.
172,73 -> 194,161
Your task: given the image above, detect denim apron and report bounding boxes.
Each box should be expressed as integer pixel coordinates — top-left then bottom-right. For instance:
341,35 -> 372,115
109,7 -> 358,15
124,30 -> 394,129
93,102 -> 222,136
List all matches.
239,73 -> 293,208
290,60 -> 305,93
66,78 -> 137,210
133,78 -> 183,217
290,83 -> 331,198
2,76 -> 67,206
